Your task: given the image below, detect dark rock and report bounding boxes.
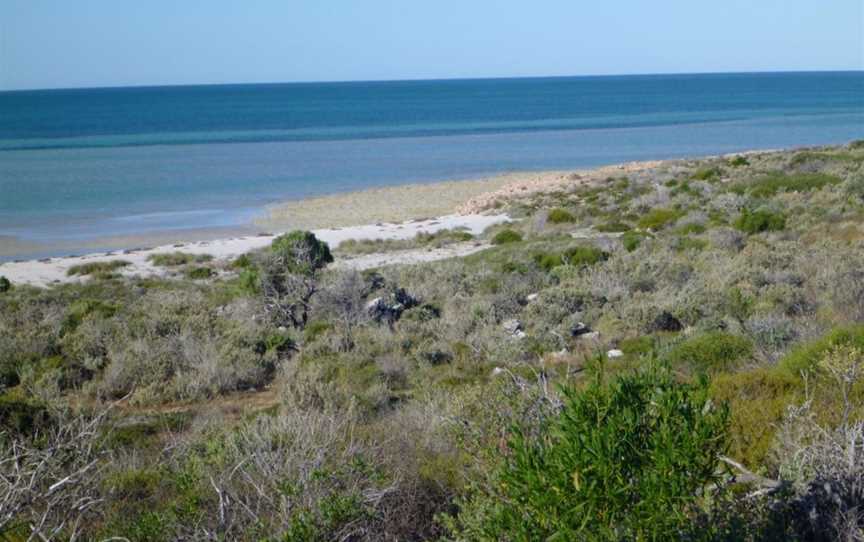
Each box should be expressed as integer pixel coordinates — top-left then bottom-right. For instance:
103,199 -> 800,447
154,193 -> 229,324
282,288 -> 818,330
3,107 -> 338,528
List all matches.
367,288 -> 420,325
651,311 -> 683,332
571,322 -> 592,337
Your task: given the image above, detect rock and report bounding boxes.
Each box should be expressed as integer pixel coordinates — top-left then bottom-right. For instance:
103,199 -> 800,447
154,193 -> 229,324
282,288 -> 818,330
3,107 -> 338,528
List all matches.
525,293 -> 539,302
491,367 -> 505,376
607,349 -> 624,358
651,311 -> 683,332
571,322 -> 592,337
503,319 -> 523,334
581,331 -> 601,341
367,288 -> 421,325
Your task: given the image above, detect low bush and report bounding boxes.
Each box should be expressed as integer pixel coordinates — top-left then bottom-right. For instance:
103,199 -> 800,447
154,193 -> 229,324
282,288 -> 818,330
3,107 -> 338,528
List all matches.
637,208 -> 681,230
0,276 -> 10,293
147,252 -> 213,267
734,208 -> 786,234
739,172 -> 841,199
184,266 -> 214,280
728,156 -> 750,167
533,246 -> 607,271
667,331 -> 753,372
490,229 -> 522,245
594,221 -> 631,233
692,166 -> 722,181
776,325 -> 864,377
448,365 -> 729,540
710,368 -> 802,468
547,208 -> 576,224
66,260 -> 130,277
621,230 -> 647,251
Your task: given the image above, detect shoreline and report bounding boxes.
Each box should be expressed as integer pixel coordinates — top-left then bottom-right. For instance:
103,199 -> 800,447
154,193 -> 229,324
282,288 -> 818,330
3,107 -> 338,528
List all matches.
0,214 -> 510,288
0,147 -> 785,285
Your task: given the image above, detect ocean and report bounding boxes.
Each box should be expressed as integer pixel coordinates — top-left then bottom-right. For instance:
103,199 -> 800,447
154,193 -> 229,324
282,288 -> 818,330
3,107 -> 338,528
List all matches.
0,71 -> 862,251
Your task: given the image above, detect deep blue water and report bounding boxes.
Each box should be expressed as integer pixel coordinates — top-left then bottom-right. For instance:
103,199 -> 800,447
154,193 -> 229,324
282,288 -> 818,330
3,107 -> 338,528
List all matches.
0,72 -> 862,250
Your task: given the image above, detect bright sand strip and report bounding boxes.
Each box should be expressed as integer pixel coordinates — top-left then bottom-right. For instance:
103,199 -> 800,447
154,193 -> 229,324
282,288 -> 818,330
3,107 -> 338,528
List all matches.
0,214 -> 510,288
259,175 -> 527,230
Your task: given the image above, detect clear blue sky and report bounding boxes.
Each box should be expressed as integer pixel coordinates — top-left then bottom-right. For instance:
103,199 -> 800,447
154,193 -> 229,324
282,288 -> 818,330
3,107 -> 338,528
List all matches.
2,0 -> 862,90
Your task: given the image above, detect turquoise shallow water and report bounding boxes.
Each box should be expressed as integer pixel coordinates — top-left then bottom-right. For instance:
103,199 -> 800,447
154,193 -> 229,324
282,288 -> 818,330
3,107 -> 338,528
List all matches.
0,72 -> 862,253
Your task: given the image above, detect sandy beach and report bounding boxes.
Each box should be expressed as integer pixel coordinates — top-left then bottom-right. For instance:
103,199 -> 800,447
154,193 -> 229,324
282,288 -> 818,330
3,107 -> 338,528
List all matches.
0,154 -> 749,287
0,214 -> 510,287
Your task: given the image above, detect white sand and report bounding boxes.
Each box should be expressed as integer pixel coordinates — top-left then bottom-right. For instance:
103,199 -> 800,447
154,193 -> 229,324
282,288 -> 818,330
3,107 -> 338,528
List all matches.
0,214 -> 510,288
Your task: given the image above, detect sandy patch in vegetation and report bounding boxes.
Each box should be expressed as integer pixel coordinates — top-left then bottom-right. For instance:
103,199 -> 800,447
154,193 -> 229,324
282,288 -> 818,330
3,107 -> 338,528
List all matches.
0,214 -> 509,287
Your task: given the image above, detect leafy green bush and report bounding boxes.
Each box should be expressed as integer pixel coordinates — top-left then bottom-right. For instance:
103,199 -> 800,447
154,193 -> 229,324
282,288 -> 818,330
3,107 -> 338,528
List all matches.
728,156 -> 750,167
271,230 -> 334,275
547,208 -> 576,224
710,368 -> 802,468
533,246 -> 607,271
0,391 -> 51,434
184,266 -> 214,280
637,208 -> 681,230
776,325 -> 864,376
740,172 -> 841,198
449,365 -> 729,540
734,209 -> 786,234
490,229 -> 522,245
667,332 -> 753,372
692,166 -> 722,181
66,259 -> 131,277
621,230 -> 647,252
147,252 -> 213,267
0,276 -> 10,293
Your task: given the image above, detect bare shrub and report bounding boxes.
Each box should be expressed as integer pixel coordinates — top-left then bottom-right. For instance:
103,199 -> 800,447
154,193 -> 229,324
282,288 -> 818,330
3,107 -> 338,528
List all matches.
0,410 -> 108,541
770,346 -> 864,540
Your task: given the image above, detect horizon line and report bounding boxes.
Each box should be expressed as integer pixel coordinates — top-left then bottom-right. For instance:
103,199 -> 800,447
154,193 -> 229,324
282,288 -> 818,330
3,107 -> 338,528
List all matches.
2,68 -> 862,94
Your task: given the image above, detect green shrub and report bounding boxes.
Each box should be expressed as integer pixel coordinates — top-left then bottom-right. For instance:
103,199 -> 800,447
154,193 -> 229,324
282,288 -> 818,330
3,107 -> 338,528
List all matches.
271,230 -> 333,275
637,208 -> 681,230
734,208 -> 786,234
533,246 -> 607,271
692,166 -> 722,181
184,266 -> 214,280
237,267 -> 259,294
0,276 -> 10,293
621,230 -> 647,252
449,365 -> 729,540
710,369 -> 802,468
490,229 -> 522,245
66,259 -> 131,277
594,221 -> 631,233
231,254 -> 253,269
741,172 -> 841,199
849,139 -> 864,150
61,298 -> 119,335
547,208 -> 576,224
728,156 -> 749,167
667,332 -> 753,372
777,325 -> 864,376
566,246 -> 607,267
0,391 -> 51,434
147,252 -> 213,267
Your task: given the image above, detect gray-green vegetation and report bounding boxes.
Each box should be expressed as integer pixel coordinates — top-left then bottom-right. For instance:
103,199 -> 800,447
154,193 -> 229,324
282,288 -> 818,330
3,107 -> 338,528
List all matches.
2,143 -> 864,540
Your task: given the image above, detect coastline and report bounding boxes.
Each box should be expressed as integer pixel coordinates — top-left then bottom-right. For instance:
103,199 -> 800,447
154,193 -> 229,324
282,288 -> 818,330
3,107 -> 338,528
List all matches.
0,148 -> 782,286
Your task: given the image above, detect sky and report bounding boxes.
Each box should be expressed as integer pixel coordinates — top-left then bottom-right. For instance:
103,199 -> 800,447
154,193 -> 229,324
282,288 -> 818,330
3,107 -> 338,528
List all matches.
1,0 -> 862,90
